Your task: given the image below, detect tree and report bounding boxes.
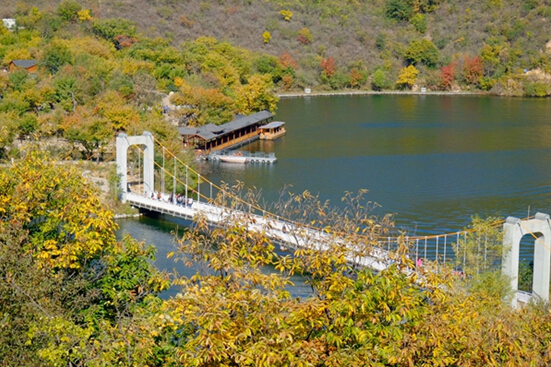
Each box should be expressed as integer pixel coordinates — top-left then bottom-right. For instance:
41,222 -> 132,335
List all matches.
56,0 -> 82,22
319,57 -> 337,78
94,90 -> 140,131
396,65 -> 419,89
385,0 -> 413,21
41,39 -> 73,73
404,39 -> 439,68
236,73 -> 279,114
440,62 -> 455,90
171,82 -> 235,126
0,149 -> 170,365
349,67 -> 367,88
0,112 -> 18,159
462,55 -> 483,86
62,107 -> 113,159
371,69 -> 388,90
91,18 -> 137,44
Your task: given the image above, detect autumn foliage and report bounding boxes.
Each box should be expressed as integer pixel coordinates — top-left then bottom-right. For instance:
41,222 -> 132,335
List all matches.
319,57 -> 336,78
462,55 -> 484,86
440,62 -> 455,90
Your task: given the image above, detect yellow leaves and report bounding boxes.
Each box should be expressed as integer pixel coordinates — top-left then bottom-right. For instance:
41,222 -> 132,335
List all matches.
279,9 -> 293,21
121,57 -> 154,75
262,31 -> 272,44
396,65 -> 419,89
235,73 -> 279,115
77,9 -> 92,21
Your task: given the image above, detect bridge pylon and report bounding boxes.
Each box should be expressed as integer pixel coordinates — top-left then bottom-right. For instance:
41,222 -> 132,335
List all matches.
502,213 -> 551,308
116,132 -> 155,202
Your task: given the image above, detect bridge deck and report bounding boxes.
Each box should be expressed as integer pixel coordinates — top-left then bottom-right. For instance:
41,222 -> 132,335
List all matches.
125,193 -> 391,271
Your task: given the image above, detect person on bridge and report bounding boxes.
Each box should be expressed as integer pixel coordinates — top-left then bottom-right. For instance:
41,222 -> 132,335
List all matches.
187,197 -> 193,208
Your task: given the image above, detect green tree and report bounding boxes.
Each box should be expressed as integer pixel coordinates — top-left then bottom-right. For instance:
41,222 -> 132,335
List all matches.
410,13 -> 427,33
405,39 -> 439,68
41,39 -> 73,73
56,0 -> 82,22
371,69 -> 388,90
91,18 -> 137,44
385,0 -> 414,21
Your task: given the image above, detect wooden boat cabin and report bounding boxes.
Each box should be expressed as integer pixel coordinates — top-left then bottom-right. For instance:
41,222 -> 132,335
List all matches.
178,110 -> 274,151
259,121 -> 286,140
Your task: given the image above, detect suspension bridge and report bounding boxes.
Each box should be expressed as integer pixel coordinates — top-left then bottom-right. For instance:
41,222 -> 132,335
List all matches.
115,132 -> 551,307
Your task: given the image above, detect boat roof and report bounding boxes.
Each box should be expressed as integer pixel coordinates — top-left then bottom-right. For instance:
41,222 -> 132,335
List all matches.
178,110 -> 274,141
260,121 -> 285,129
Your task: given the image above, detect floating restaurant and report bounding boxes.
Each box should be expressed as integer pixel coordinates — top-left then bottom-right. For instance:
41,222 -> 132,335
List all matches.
178,110 -> 274,152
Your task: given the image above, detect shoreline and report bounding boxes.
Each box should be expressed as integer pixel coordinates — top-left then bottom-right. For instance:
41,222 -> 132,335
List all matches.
277,89 -> 484,98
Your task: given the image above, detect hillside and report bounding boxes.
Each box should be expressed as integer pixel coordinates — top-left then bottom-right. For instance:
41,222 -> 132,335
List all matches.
1,0 -> 551,162
3,0 -> 551,95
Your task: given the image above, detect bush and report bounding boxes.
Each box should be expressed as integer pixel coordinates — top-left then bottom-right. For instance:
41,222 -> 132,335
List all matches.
410,13 -> 427,33
375,33 -> 386,50
524,82 -> 550,97
297,27 -> 313,45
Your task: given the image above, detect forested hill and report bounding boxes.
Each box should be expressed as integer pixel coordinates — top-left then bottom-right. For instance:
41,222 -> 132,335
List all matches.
1,0 -> 551,159
3,0 -> 551,96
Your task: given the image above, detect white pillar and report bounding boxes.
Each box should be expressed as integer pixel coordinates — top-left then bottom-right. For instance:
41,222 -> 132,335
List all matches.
116,131 -> 155,203
502,213 -> 551,308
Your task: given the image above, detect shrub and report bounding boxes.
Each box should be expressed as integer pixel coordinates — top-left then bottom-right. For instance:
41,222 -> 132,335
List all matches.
297,28 -> 313,45
329,71 -> 349,89
376,33 -> 386,50
410,13 -> 427,33
279,10 -> 293,21
524,82 -> 550,97
262,31 -> 271,43
180,15 -> 194,28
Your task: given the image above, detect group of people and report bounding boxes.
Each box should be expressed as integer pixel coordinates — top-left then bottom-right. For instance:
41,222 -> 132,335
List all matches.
147,191 -> 194,208
169,193 -> 193,208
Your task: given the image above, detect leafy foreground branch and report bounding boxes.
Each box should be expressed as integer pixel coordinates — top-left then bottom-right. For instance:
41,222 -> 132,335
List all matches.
2,151 -> 551,366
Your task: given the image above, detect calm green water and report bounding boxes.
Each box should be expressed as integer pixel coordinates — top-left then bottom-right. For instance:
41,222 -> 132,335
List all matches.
118,94 -> 551,280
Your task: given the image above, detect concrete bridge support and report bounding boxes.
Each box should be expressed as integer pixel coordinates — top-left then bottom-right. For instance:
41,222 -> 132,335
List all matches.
116,132 -> 154,203
502,213 -> 551,308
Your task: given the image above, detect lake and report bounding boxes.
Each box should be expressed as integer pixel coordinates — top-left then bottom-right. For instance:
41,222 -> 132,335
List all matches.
119,94 -> 551,282
200,94 -> 551,236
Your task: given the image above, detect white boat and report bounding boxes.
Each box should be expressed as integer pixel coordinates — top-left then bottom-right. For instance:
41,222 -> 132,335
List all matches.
259,121 -> 286,140
219,152 -> 249,163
